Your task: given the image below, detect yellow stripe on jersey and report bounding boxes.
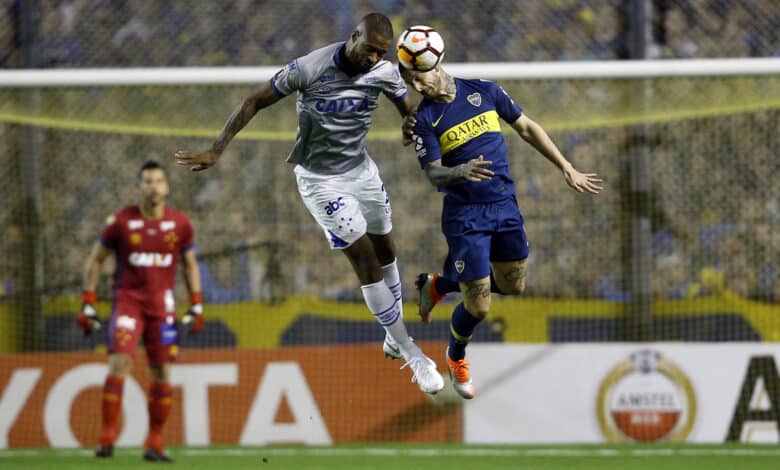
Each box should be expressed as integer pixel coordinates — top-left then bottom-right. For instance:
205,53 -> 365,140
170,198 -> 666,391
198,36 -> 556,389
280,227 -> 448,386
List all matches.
438,110 -> 502,155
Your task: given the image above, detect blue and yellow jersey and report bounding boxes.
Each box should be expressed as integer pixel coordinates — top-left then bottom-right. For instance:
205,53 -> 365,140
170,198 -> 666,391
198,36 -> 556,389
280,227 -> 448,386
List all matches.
413,78 -> 522,204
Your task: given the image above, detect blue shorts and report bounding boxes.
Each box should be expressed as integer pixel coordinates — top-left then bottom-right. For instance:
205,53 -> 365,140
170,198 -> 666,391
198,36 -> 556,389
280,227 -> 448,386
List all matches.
441,197 -> 529,282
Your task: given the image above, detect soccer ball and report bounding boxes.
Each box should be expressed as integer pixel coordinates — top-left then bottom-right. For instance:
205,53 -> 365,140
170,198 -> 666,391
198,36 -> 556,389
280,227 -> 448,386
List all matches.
396,25 -> 445,72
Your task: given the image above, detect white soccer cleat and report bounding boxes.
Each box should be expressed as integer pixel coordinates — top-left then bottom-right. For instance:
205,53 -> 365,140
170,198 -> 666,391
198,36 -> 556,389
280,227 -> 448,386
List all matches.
382,333 -> 403,360
399,342 -> 445,394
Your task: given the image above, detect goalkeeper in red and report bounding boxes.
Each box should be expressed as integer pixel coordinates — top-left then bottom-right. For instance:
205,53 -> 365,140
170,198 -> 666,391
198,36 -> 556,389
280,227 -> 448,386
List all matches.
399,29 -> 602,400
77,160 -> 203,462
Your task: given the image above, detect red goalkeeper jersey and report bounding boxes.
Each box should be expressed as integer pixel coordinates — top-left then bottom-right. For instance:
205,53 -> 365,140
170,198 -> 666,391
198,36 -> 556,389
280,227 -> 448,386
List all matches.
100,205 -> 194,316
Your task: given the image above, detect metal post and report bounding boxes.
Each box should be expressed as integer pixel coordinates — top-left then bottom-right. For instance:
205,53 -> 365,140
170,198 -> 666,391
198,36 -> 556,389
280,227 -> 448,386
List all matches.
18,0 -> 44,351
628,0 -> 654,340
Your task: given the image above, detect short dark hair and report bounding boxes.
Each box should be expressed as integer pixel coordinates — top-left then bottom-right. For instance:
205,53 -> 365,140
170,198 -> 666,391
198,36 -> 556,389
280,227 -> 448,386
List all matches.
138,160 -> 166,179
359,12 -> 393,39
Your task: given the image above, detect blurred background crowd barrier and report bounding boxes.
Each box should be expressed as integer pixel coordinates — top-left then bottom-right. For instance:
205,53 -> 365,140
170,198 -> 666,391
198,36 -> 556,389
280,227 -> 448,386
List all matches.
2,0 -> 779,68
0,0 -> 778,353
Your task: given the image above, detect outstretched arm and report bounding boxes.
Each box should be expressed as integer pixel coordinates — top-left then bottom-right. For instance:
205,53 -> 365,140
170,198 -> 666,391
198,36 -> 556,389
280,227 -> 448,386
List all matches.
175,85 -> 283,171
511,114 -> 603,194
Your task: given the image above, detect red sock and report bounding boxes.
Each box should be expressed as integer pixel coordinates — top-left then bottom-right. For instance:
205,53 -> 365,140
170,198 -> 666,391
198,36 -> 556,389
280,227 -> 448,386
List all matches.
144,381 -> 173,451
99,375 -> 124,447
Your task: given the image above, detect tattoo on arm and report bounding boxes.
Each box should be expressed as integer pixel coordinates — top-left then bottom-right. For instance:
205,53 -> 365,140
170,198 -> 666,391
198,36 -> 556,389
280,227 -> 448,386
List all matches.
211,99 -> 258,154
211,86 -> 279,154
424,160 -> 472,186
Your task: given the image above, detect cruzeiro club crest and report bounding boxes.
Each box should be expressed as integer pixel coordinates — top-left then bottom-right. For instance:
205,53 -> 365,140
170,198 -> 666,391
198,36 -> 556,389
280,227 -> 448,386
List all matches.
454,260 -> 465,274
596,350 -> 696,442
467,92 -> 482,107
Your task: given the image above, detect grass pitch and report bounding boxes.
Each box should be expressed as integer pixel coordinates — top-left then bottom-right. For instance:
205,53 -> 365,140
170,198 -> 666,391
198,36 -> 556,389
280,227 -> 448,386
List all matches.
2,443 -> 779,469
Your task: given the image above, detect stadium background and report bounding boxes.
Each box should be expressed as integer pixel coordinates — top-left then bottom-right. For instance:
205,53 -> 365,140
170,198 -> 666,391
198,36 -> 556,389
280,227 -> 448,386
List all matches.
1,0 -> 779,455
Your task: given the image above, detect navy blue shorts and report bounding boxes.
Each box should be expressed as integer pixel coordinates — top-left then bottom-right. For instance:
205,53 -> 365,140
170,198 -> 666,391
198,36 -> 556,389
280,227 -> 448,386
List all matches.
440,197 -> 530,282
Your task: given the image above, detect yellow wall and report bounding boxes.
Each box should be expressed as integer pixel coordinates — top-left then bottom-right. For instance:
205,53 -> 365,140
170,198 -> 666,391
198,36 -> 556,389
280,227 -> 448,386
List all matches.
0,293 -> 776,353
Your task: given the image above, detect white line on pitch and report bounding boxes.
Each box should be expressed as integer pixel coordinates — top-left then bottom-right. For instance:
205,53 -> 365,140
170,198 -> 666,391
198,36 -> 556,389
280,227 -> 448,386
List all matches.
5,447 -> 780,458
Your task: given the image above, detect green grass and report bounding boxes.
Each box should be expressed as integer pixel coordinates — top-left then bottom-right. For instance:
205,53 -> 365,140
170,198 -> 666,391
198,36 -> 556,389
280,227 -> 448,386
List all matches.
3,444 -> 780,469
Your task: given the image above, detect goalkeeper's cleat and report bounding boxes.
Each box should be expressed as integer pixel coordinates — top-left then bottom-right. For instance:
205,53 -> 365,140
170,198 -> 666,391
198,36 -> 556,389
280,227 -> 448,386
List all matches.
382,333 -> 403,360
399,342 -> 444,394
446,347 -> 476,399
95,445 -> 113,458
143,447 -> 173,463
415,273 -> 445,324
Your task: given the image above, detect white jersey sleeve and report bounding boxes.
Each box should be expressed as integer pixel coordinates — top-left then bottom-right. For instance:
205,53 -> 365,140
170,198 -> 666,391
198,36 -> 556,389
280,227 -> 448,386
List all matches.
270,60 -> 303,96
381,65 -> 408,102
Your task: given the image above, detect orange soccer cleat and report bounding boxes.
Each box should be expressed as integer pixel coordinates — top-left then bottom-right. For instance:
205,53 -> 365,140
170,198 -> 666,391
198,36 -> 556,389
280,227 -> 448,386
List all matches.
415,273 -> 445,323
446,347 -> 476,399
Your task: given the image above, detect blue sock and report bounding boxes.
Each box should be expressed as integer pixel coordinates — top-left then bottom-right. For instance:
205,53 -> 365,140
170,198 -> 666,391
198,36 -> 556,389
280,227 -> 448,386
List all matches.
448,303 -> 482,361
434,275 -> 460,294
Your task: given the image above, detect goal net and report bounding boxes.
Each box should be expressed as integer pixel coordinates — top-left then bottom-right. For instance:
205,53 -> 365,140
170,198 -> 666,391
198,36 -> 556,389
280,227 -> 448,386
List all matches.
1,59 -> 779,445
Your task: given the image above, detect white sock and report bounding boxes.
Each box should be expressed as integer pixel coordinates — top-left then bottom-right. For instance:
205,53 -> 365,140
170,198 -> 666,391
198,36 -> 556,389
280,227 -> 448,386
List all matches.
360,279 -> 411,345
381,259 -> 403,317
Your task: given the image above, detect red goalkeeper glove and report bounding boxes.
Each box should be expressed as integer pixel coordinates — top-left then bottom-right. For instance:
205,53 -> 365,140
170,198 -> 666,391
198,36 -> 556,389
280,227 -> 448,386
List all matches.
181,292 -> 204,334
77,291 -> 102,335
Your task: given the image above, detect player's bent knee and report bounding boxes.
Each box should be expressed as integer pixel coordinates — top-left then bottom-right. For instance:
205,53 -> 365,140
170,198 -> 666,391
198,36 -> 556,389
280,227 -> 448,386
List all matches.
108,353 -> 133,377
463,299 -> 490,320
504,279 -> 526,295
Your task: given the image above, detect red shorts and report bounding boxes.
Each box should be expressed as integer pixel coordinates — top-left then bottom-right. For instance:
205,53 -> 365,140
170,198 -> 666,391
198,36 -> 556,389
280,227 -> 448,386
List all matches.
108,297 -> 179,366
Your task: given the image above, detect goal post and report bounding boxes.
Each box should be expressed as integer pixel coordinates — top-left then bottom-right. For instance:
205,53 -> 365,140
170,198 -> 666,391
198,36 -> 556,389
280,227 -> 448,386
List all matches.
0,57 -> 778,348
2,58 -> 780,86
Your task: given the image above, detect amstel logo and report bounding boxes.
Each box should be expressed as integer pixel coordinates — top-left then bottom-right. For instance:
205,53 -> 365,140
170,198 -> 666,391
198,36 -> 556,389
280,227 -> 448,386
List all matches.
597,350 -> 696,442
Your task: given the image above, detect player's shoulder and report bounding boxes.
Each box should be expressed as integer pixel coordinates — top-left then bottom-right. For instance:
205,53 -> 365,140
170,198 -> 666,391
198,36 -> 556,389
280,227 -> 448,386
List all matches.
296,42 -> 341,72
101,205 -> 135,230
163,206 -> 190,223
168,209 -> 195,234
416,95 -> 446,119
458,77 -> 500,94
112,205 -> 139,221
370,59 -> 400,78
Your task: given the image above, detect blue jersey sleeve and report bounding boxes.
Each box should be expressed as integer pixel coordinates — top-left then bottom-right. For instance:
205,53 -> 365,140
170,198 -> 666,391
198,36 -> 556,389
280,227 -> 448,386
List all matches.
489,81 -> 523,123
412,108 -> 442,169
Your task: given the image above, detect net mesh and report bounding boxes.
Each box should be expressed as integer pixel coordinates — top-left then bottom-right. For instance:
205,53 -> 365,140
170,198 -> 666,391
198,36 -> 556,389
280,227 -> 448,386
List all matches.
1,76 -> 778,304
1,0 -> 779,448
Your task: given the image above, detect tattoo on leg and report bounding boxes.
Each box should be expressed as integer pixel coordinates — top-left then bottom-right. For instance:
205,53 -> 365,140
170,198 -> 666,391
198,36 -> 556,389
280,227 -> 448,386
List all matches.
503,267 -> 527,291
464,284 -> 491,303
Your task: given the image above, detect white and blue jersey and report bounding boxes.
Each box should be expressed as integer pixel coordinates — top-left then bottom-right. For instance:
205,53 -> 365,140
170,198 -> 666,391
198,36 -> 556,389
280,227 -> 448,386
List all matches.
272,42 -> 408,175
412,78 -> 529,281
271,42 -> 406,249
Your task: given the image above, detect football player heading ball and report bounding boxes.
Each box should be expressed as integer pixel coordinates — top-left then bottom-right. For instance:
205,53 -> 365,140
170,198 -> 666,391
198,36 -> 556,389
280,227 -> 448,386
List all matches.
398,25 -> 603,400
